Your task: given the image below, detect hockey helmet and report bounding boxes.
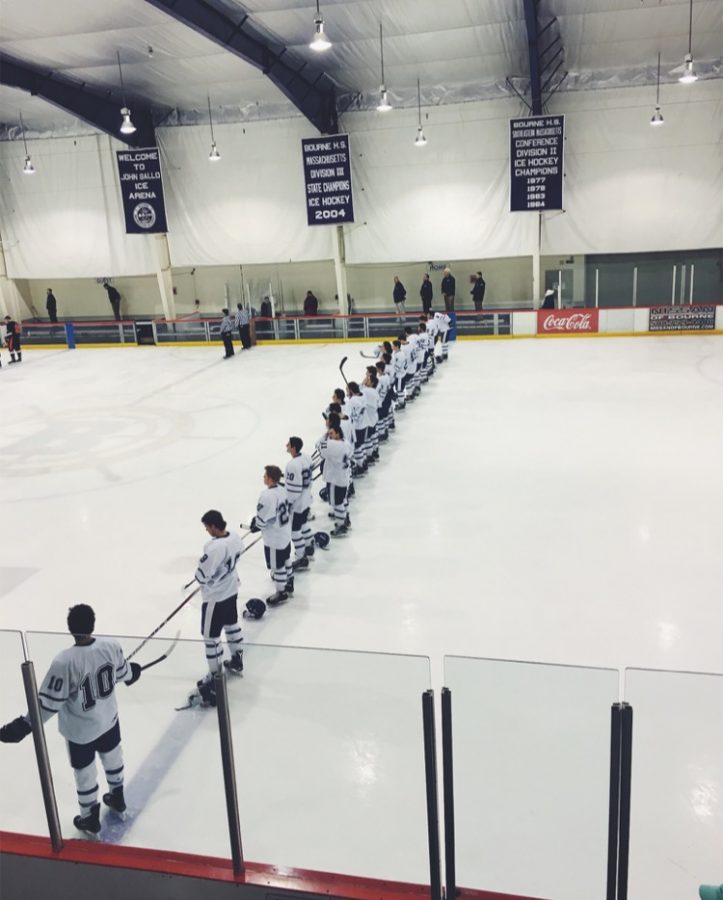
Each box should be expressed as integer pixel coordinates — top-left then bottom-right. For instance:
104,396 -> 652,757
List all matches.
319,485 -> 329,503
314,531 -> 331,549
243,598 -> 267,620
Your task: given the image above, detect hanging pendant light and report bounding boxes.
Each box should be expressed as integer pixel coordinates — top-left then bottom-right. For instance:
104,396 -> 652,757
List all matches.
207,96 -> 221,161
678,0 -> 698,83
414,77 -> 427,146
117,52 -> 137,134
376,23 -> 392,111
310,0 -> 331,52
650,53 -> 665,126
19,112 -> 35,174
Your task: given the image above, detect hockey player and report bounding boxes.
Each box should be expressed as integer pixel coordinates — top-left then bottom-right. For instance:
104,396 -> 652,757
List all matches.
4,316 -> 21,364
191,510 -> 245,707
361,368 -> 380,461
375,360 -> 393,439
345,381 -> 369,475
0,604 -> 141,835
434,310 -> 451,361
285,436 -> 314,570
391,341 -> 408,409
250,465 -> 293,605
317,423 -> 352,536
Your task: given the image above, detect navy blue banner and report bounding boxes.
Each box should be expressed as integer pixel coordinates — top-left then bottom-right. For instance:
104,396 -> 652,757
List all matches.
116,147 -> 168,234
301,134 -> 354,226
510,116 -> 564,212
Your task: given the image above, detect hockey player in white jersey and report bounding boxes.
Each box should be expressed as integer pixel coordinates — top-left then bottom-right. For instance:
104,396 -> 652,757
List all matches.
345,381 -> 369,474
391,341 -> 407,409
191,510 -> 245,707
361,368 -> 380,461
0,604 -> 141,836
317,423 -> 352,536
250,465 -> 293,605
285,436 -> 314,571
374,360 -> 392,440
433,310 -> 451,360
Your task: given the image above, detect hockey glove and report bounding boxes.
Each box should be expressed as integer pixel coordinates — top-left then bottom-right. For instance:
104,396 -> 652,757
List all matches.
0,715 -> 32,743
125,662 -> 142,686
249,516 -> 260,534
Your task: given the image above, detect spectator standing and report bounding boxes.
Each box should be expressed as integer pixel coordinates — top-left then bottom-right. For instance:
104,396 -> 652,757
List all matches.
441,268 -> 456,312
235,303 -> 252,350
46,288 -> 58,323
541,285 -> 558,309
4,315 -> 21,364
420,274 -> 433,313
103,283 -> 122,321
471,272 -> 486,311
219,308 -> 235,358
303,291 -> 319,316
393,276 -> 407,321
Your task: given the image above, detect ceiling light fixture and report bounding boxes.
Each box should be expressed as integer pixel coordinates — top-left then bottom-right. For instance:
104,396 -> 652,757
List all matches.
678,0 -> 698,83
310,0 -> 331,52
207,96 -> 221,161
377,22 -> 392,111
19,111 -> 35,174
651,52 -> 664,126
117,52 -> 137,134
414,77 -> 427,146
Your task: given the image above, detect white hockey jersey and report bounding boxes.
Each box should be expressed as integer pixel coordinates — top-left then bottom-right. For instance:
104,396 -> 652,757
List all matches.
317,437 -> 351,487
392,349 -> 407,379
376,372 -> 391,403
38,637 -> 133,744
256,485 -> 292,549
285,453 -> 313,512
434,312 -> 451,334
196,531 -> 244,603
361,385 -> 379,426
346,394 -> 368,430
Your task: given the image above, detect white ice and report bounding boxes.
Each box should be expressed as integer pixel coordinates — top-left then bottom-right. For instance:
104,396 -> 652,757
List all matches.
1,338 -> 722,900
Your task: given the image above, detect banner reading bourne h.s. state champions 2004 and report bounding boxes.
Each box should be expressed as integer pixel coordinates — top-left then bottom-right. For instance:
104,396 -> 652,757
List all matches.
116,147 -> 168,234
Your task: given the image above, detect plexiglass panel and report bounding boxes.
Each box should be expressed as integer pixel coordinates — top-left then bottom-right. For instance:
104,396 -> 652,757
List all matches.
0,629 -> 50,836
24,631 -> 228,854
445,655 -> 619,900
625,667 -> 723,900
229,644 -> 431,884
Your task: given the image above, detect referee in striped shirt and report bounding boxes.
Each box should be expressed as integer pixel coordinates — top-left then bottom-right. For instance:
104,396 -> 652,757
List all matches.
235,303 -> 252,350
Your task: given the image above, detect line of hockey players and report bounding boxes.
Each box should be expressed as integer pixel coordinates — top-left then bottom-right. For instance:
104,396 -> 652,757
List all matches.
190,310 -> 451,710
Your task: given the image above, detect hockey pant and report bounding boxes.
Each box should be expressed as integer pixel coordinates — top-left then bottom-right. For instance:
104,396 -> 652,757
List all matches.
291,507 -> 313,559
328,484 -> 348,523
201,594 -> 243,674
363,423 -> 378,459
442,333 -> 449,358
264,543 -> 292,592
68,721 -> 124,815
353,428 -> 366,469
376,406 -> 387,438
7,333 -> 21,361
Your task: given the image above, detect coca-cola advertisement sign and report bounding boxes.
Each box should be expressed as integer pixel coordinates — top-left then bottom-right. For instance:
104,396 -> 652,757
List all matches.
537,309 -> 599,334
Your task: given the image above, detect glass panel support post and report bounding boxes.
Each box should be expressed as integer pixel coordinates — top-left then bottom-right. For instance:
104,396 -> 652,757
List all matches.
440,687 -> 456,900
422,689 -> 442,900
632,267 -> 638,307
213,670 -> 245,875
22,661 -> 64,853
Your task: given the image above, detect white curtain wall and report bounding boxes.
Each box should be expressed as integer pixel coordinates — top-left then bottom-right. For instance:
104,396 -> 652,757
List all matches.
0,84 -> 720,280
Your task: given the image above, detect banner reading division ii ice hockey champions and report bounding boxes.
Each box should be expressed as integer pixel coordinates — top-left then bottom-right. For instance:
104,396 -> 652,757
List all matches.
510,115 -> 564,212
301,134 -> 354,226
116,147 -> 168,234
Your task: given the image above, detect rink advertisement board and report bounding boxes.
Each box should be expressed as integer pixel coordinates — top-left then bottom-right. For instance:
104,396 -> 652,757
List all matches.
510,115 -> 564,212
301,134 -> 354,226
116,147 -> 168,234
538,309 -> 599,334
649,305 -> 716,332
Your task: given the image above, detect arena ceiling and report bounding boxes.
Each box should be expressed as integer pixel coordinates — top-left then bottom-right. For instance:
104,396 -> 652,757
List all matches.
0,0 -> 720,136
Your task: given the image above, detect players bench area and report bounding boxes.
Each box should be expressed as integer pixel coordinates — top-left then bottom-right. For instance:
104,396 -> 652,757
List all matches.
1,627 -> 721,900
9,303 -> 723,352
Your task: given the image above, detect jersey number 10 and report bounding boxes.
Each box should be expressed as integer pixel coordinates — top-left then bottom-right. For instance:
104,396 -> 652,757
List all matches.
80,663 -> 115,711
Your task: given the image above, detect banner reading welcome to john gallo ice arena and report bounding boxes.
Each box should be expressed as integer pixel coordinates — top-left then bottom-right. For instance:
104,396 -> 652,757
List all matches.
116,147 -> 168,234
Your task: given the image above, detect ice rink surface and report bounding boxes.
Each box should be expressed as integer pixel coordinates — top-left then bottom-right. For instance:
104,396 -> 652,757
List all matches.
1,336 -> 722,899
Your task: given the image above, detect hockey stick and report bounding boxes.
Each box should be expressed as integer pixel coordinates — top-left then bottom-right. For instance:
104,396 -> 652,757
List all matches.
127,588 -> 200,661
140,631 -> 181,671
339,355 -> 349,386
359,350 -> 377,359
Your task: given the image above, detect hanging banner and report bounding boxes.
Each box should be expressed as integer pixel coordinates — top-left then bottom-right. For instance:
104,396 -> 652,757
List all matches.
301,134 -> 354,226
649,305 -> 716,332
116,147 -> 168,234
510,115 -> 564,212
